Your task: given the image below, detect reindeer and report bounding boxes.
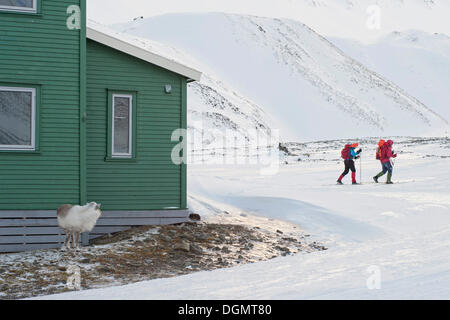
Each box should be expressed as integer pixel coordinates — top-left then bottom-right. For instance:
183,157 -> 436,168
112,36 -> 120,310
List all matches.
57,202 -> 102,250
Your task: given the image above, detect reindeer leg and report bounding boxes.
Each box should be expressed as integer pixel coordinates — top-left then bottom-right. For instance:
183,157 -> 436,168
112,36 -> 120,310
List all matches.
71,232 -> 76,249
62,231 -> 71,251
74,232 -> 81,251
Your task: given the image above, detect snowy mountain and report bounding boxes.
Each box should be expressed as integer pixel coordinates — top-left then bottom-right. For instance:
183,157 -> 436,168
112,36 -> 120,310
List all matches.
89,20 -> 276,159
273,0 -> 450,42
330,30 -> 450,122
115,13 -> 448,142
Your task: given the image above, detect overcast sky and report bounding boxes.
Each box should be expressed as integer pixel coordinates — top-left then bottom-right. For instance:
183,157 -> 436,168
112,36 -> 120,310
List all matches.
87,0 -> 450,42
87,0 -> 306,25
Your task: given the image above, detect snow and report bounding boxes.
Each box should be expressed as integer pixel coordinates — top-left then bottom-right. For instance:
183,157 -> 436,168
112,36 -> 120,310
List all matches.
88,19 -> 276,157
35,138 -> 450,299
31,7 -> 450,301
114,13 -> 449,143
89,0 -> 450,44
330,31 -> 450,122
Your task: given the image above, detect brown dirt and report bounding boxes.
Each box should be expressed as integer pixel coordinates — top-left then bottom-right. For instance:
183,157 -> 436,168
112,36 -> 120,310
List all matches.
0,221 -> 326,300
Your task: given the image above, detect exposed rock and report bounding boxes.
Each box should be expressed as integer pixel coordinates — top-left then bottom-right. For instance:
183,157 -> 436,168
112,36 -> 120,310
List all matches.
174,240 -> 190,252
160,235 -> 172,242
275,246 -> 291,253
196,234 -> 209,241
168,230 -> 177,236
189,213 -> 201,221
190,244 -> 203,255
0,219 -> 325,300
97,266 -> 113,273
221,246 -> 231,254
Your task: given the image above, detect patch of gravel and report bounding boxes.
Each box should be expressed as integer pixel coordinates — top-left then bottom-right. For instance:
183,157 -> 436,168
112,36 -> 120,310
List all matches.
0,220 -> 326,300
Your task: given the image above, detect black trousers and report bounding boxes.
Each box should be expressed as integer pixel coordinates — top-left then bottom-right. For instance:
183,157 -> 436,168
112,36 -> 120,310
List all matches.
341,160 -> 356,176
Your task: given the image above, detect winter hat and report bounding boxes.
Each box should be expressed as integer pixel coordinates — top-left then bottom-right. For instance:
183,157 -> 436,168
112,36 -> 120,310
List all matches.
351,143 -> 359,148
378,140 -> 385,147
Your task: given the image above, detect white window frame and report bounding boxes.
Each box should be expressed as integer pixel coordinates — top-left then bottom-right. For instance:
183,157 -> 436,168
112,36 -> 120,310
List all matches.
0,0 -> 37,13
111,94 -> 133,158
0,86 -> 36,151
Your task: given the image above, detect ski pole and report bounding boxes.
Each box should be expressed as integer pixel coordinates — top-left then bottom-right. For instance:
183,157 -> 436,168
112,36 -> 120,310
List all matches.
360,155 -> 362,184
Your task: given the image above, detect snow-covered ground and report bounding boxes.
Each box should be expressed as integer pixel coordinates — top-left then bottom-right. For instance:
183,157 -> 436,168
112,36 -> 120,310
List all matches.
57,4 -> 450,300
37,138 -> 450,299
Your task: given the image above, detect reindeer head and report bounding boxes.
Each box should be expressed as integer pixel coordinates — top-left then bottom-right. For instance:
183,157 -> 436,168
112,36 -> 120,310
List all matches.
87,202 -> 102,215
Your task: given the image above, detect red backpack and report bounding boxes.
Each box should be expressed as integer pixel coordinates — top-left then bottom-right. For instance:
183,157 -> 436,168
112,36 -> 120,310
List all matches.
341,144 -> 352,160
376,140 -> 385,160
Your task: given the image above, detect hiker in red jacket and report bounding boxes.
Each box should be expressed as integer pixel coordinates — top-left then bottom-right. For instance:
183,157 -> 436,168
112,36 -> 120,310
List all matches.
373,140 -> 397,184
337,143 -> 362,185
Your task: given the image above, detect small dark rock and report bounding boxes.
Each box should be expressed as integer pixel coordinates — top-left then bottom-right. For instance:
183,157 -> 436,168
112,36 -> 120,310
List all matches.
160,235 -> 172,242
189,213 -> 201,221
168,230 -> 177,236
221,246 -> 230,254
190,244 -> 203,255
276,230 -> 283,234
80,258 -> 91,264
275,246 -> 291,253
174,240 -> 190,252
98,266 -> 112,273
196,234 -> 209,241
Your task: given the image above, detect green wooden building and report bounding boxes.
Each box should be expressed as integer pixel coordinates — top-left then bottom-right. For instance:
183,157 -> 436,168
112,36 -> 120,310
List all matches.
0,0 -> 201,252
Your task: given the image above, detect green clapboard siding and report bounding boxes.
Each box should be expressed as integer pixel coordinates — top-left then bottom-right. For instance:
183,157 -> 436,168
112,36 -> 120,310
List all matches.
86,40 -> 186,211
0,0 -> 82,210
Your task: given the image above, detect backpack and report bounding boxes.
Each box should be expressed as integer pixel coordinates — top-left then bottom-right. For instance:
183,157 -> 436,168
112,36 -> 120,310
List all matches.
376,140 -> 385,160
341,144 -> 352,160
377,144 -> 390,160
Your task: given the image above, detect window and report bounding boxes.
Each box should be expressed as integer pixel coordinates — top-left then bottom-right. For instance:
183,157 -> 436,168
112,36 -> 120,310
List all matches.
0,86 -> 36,151
111,94 -> 133,158
0,0 -> 37,13
106,90 -> 137,161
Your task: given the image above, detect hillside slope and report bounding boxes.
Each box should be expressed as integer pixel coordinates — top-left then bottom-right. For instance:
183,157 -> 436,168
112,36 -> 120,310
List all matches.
116,13 -> 448,141
330,30 -> 450,122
